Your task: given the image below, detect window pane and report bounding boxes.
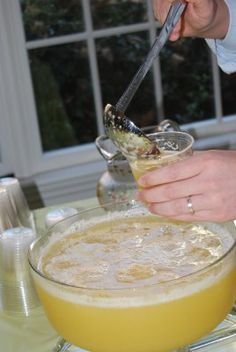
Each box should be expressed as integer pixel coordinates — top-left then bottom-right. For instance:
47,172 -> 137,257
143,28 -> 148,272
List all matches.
28,42 -> 97,152
21,0 -> 84,41
221,71 -> 236,116
97,32 -> 158,128
91,0 -> 148,30
161,38 -> 215,124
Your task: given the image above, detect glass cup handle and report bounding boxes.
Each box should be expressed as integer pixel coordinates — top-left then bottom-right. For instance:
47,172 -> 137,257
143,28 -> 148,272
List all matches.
95,135 -> 121,161
158,119 -> 181,132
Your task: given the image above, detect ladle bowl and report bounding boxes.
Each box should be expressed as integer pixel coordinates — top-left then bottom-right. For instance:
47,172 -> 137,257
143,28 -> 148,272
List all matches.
104,104 -> 160,158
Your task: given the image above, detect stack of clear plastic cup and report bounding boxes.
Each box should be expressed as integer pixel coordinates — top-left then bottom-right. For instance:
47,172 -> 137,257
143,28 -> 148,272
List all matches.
0,186 -> 21,233
0,227 -> 39,315
0,177 -> 34,230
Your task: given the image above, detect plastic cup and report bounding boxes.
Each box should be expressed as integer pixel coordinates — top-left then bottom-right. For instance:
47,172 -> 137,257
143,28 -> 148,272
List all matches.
0,227 -> 39,315
0,177 -> 34,229
126,131 -> 194,182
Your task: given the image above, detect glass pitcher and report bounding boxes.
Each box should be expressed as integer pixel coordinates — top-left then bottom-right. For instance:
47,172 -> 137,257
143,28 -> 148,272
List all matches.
95,120 -> 181,207
95,135 -> 136,207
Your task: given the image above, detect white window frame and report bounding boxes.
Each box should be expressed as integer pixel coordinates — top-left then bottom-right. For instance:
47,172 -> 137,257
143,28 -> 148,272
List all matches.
0,0 -> 235,204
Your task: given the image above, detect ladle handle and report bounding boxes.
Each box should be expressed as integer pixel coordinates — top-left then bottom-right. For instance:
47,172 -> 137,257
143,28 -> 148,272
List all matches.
116,0 -> 186,113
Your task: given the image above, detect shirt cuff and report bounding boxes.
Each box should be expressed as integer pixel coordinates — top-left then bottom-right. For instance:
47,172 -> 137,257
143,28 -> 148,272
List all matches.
216,0 -> 236,51
205,0 -> 236,74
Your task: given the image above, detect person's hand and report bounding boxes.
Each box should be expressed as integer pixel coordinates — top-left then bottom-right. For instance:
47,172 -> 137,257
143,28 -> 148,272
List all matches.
152,0 -> 229,41
137,150 -> 236,222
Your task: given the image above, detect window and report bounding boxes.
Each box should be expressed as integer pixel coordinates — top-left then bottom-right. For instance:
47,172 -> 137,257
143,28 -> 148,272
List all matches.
21,0 -> 236,146
0,0 -> 235,204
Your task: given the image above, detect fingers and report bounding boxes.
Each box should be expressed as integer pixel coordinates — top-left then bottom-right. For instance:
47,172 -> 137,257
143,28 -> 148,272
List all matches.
138,154 -> 203,188
146,196 -> 225,222
169,21 -> 182,40
147,194 -> 205,216
137,175 -> 204,203
141,189 -> 234,222
152,0 -> 171,23
152,0 -> 186,40
164,209 -> 226,222
136,150 -> 236,222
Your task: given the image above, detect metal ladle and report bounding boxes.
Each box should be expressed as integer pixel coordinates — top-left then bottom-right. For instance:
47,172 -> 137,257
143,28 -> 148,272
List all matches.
104,0 -> 186,158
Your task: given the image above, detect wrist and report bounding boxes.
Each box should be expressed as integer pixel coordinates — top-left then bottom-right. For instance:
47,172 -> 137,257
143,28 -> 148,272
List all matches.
200,0 -> 229,39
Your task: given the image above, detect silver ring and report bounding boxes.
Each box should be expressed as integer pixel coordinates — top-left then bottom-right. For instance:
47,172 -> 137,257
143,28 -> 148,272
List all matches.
187,196 -> 195,215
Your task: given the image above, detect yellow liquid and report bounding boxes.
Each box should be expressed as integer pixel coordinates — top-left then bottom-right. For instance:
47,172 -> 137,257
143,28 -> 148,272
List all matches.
34,215 -> 236,352
35,269 -> 236,352
129,151 -> 180,182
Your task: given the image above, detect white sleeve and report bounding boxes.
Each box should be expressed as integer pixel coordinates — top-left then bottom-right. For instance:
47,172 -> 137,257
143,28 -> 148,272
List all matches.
206,0 -> 236,74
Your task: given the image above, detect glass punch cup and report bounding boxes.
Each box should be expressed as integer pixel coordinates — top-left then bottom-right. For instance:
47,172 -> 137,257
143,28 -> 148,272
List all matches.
28,201 -> 236,352
127,131 -> 194,182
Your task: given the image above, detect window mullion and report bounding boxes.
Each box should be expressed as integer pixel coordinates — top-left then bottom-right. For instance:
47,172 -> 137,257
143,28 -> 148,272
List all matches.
26,23 -> 152,50
211,52 -> 223,122
82,0 -> 104,135
26,32 -> 88,50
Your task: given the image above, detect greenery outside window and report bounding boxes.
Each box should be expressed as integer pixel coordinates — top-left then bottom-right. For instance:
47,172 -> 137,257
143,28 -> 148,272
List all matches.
20,0 -> 236,152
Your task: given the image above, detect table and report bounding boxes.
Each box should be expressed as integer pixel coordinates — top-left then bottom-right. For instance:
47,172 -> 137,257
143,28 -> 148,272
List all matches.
33,197 -> 236,352
33,197 -> 99,235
